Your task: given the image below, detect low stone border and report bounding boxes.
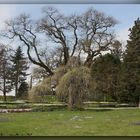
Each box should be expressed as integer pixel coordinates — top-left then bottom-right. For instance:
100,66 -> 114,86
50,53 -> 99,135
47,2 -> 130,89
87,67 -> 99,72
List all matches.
85,107 -> 139,110
0,109 -> 32,113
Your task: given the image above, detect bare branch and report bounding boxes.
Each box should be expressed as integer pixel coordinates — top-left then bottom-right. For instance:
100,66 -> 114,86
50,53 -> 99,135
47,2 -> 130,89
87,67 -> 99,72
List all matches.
3,14 -> 53,76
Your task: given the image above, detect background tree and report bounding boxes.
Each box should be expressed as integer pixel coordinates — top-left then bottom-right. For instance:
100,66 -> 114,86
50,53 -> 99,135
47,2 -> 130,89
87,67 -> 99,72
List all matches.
91,53 -> 121,102
17,81 -> 29,99
118,18 -> 140,104
38,46 -> 63,70
110,40 -> 123,60
11,46 -> 29,98
32,67 -> 48,83
79,8 -> 117,67
3,14 -> 54,76
0,44 -> 13,101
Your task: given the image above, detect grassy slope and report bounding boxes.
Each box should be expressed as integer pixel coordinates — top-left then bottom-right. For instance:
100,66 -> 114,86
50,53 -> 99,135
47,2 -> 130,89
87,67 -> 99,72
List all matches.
0,109 -> 140,136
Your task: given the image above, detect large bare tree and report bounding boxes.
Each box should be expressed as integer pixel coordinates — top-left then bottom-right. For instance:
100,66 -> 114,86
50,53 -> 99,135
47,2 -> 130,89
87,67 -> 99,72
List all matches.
2,7 -> 118,75
79,8 -> 117,67
3,14 -> 53,76
37,7 -> 79,65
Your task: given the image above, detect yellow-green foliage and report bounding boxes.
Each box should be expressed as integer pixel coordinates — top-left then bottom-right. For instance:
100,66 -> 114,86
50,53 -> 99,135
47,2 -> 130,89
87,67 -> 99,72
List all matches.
56,67 -> 95,108
51,66 -> 68,86
51,57 -> 81,86
29,77 -> 51,102
29,67 -> 68,103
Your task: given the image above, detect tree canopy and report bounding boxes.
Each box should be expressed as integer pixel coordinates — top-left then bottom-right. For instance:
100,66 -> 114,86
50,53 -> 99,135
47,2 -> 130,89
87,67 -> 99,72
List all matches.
3,7 -> 117,76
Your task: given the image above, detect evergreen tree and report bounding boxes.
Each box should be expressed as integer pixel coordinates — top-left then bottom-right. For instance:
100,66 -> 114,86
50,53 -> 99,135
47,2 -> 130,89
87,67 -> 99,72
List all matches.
119,18 -> 140,104
11,46 -> 29,98
91,53 -> 121,102
17,82 -> 29,99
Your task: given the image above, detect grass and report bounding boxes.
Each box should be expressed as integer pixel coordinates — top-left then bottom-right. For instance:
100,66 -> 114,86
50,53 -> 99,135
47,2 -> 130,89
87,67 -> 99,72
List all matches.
0,109 -> 140,136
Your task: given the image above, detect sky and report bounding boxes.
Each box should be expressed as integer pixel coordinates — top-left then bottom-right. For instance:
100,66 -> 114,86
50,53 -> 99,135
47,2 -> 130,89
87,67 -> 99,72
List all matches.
0,4 -> 140,96
0,4 -> 140,44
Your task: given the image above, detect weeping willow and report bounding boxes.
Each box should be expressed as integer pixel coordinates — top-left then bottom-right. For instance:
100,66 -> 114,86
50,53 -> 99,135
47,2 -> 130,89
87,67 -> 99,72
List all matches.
56,67 -> 95,110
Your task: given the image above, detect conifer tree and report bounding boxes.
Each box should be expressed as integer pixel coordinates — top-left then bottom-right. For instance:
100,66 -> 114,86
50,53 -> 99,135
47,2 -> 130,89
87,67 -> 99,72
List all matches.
91,53 -> 121,102
120,18 -> 140,104
17,82 -> 29,99
11,46 -> 29,98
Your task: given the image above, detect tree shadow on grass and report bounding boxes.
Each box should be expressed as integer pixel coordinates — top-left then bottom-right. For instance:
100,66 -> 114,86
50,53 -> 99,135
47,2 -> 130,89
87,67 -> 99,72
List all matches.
0,118 -> 11,122
132,122 -> 140,125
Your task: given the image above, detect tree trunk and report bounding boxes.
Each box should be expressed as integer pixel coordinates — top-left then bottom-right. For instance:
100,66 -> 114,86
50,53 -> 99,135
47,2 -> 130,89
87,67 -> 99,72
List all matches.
15,66 -> 19,98
3,77 -> 6,102
139,96 -> 140,107
15,83 -> 18,98
15,74 -> 18,98
29,75 -> 33,89
3,91 -> 6,102
84,55 -> 93,67
3,71 -> 6,101
68,92 -> 73,110
63,47 -> 69,65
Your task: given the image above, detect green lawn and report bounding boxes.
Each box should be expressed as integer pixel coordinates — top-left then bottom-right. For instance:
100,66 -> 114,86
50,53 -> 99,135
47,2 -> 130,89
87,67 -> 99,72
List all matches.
0,109 -> 140,136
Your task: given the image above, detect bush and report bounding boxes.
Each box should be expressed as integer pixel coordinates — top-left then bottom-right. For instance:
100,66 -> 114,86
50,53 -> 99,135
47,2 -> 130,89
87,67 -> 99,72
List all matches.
17,82 -> 29,99
0,103 -> 31,109
43,95 -> 57,103
84,101 -> 117,108
84,101 -> 100,108
98,103 -> 116,108
0,105 -> 7,109
29,78 -> 52,102
0,96 -> 15,102
32,104 -> 67,112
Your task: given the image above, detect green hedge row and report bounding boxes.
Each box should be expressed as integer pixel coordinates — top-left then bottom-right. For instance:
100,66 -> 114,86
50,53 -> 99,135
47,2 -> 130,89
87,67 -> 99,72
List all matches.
32,105 -> 67,112
0,102 -> 67,111
84,101 -> 137,108
0,96 -> 15,101
0,101 -> 137,112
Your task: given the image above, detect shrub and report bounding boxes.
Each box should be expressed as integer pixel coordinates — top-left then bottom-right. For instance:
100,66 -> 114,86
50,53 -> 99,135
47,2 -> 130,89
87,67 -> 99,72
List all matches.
0,96 -> 15,102
32,104 -> 67,112
17,82 -> 29,100
29,85 -> 51,102
29,77 -> 52,103
0,103 -> 31,109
